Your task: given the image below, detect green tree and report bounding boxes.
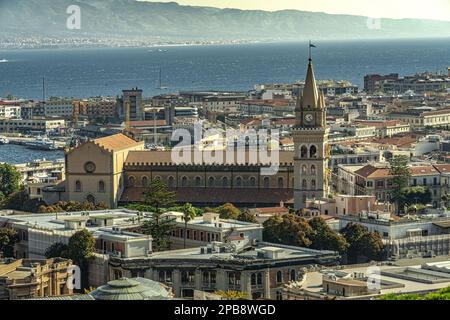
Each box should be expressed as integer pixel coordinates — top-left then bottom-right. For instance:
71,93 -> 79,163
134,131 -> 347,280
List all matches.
143,180 -> 176,214
308,217 -> 349,253
263,214 -> 313,247
45,242 -> 69,259
2,190 -> 44,213
388,155 -> 411,213
181,203 -> 196,249
141,212 -> 177,252
379,286 -> 450,300
214,290 -> 248,300
67,229 -> 95,289
341,223 -> 384,263
237,209 -> 258,223
214,203 -> 241,220
0,227 -> 19,258
399,186 -> 432,207
38,201 -> 107,213
0,164 -> 21,199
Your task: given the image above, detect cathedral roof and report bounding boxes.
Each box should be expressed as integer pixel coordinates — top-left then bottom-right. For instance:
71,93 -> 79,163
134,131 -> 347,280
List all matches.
124,150 -> 294,166
93,133 -> 144,152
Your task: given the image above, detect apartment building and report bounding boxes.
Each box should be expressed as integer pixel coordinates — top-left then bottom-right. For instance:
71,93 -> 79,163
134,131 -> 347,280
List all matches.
163,212 -> 263,249
0,209 -> 152,259
107,241 -> 339,299
0,258 -> 73,300
0,118 -> 65,134
44,99 -> 74,118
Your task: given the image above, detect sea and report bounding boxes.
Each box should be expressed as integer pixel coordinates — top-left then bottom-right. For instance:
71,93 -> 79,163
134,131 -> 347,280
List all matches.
0,144 -> 64,164
0,38 -> 449,164
0,38 -> 449,100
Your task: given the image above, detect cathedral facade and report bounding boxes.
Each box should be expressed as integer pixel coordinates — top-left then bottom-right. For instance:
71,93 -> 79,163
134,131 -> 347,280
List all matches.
61,58 -> 329,210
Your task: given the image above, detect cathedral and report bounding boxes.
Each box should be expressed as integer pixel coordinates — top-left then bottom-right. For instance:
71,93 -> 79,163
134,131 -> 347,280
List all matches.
60,57 -> 329,210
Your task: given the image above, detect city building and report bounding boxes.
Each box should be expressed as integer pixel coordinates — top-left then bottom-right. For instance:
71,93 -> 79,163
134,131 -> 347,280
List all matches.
73,97 -> 118,120
0,118 -> 66,134
44,98 -> 74,118
120,88 -> 144,121
237,99 -> 295,116
364,73 -> 400,93
163,212 -> 263,249
339,212 -> 450,259
386,108 -> 450,129
107,241 -> 339,299
65,133 -> 145,208
0,258 -> 73,300
0,104 -> 21,119
0,209 -> 152,260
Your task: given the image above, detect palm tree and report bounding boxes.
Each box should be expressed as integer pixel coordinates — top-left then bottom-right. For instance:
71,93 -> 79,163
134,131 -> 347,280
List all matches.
182,203 -> 196,249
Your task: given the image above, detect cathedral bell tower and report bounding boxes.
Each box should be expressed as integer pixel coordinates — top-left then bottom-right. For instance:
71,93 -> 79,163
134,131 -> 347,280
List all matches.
293,56 -> 330,211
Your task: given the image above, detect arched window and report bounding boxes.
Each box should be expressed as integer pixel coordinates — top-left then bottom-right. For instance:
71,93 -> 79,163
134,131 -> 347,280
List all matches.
168,176 -> 175,188
181,176 -> 188,187
128,176 -> 136,187
86,194 -> 96,204
98,180 -> 105,193
251,273 -> 256,286
236,177 -> 242,187
257,273 -> 263,285
302,179 -> 307,189
278,177 -> 284,188
75,180 -> 82,192
301,145 -> 308,158
195,177 -> 202,187
302,165 -> 307,175
310,145 -> 317,158
290,270 -> 296,281
276,271 -> 283,283
250,177 -> 256,187
311,165 -> 316,175
208,177 -> 215,187
222,177 -> 228,187
141,176 -> 149,187
311,179 -> 316,191
153,176 -> 161,182
264,177 -> 270,188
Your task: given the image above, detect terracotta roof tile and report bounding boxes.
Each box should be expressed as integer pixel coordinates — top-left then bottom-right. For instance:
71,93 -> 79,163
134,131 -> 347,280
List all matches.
94,133 -> 143,152
409,166 -> 438,176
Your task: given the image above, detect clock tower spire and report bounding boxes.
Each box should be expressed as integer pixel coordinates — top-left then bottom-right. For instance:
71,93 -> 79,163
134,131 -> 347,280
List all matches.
293,53 -> 329,211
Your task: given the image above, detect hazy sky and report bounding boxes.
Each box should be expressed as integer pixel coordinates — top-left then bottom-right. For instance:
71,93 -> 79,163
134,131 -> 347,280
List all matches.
146,0 -> 450,21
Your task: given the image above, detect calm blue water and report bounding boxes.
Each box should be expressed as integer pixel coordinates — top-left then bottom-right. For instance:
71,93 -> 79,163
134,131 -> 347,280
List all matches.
0,144 -> 64,164
0,39 -> 449,100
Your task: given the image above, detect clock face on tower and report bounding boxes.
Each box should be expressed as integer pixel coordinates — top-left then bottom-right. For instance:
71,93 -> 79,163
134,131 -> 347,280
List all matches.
304,113 -> 314,123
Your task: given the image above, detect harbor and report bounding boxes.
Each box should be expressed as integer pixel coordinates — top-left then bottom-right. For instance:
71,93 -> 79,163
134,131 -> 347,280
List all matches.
0,143 -> 64,164
0,136 -> 66,150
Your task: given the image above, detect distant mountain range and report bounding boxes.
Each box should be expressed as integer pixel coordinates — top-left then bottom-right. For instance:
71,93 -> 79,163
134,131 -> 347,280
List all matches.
1,0 -> 450,45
